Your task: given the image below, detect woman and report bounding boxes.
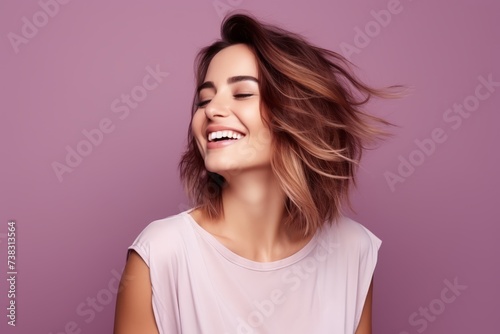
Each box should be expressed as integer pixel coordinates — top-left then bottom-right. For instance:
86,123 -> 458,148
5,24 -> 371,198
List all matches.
114,12 -> 402,334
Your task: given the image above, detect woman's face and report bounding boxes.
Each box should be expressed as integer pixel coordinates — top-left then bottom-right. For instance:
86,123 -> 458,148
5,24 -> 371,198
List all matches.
192,44 -> 273,181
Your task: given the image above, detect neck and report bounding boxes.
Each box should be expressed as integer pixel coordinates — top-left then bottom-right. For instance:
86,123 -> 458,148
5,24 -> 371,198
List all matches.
225,170 -> 283,226
206,168 -> 304,262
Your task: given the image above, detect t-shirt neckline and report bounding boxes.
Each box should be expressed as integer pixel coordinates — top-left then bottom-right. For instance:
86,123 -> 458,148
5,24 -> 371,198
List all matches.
182,209 -> 322,271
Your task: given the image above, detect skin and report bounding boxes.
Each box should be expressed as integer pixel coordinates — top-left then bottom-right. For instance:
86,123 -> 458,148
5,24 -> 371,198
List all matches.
113,250 -> 159,334
113,43 -> 374,333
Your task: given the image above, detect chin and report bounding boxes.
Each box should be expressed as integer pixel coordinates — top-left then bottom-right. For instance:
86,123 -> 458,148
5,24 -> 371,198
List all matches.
204,161 -> 231,176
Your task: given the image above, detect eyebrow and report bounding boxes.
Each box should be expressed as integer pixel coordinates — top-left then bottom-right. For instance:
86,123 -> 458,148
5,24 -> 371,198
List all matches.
196,76 -> 259,94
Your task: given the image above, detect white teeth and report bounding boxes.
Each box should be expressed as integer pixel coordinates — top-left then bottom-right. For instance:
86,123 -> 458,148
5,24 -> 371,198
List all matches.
207,130 -> 244,142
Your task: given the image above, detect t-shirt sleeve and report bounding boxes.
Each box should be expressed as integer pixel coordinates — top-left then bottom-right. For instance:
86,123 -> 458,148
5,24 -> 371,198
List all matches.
127,223 -> 154,267
125,218 -> 184,334
353,223 -> 382,328
127,218 -> 183,269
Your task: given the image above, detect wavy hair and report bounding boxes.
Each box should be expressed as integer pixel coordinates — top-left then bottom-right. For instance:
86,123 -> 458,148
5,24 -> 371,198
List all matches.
179,12 -> 405,236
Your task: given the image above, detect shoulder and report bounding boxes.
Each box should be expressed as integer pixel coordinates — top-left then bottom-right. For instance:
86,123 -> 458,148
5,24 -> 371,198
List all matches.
128,210 -> 193,267
320,215 -> 382,257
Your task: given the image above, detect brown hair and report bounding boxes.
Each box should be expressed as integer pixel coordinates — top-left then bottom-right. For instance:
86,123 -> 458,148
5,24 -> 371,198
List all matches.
179,12 -> 405,236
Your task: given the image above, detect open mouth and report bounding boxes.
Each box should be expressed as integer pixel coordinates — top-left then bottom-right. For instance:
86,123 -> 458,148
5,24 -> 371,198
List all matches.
207,130 -> 245,143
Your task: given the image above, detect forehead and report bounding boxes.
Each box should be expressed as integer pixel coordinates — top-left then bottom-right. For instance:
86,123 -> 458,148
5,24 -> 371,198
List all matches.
204,44 -> 259,82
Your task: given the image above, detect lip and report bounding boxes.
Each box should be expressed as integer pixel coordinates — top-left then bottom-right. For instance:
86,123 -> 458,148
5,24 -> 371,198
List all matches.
207,136 -> 244,149
205,125 -> 246,150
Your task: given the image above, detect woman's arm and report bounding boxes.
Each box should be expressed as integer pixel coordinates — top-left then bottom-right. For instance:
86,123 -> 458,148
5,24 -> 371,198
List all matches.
113,250 -> 159,334
355,278 -> 374,334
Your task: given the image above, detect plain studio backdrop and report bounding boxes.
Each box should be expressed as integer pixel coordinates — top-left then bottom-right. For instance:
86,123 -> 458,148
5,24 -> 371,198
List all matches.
0,0 -> 498,333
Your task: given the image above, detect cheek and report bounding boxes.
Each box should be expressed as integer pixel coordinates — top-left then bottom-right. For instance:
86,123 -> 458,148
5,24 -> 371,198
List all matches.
191,111 -> 206,155
191,111 -> 204,137
241,111 -> 271,142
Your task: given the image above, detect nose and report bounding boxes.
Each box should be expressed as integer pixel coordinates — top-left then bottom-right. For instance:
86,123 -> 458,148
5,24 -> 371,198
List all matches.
204,95 -> 229,119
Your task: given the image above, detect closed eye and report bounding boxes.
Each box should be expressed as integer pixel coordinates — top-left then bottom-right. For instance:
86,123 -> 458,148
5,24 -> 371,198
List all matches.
196,100 -> 210,108
234,94 -> 254,99
196,94 -> 254,108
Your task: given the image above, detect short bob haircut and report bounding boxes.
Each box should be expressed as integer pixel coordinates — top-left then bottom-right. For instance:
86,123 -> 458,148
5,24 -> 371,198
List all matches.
179,12 -> 404,237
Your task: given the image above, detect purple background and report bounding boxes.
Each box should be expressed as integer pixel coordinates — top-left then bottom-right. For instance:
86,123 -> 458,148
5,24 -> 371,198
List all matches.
1,0 -> 498,333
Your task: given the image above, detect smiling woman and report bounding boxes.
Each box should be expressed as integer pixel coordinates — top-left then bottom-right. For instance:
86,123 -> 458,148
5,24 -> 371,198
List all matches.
192,44 -> 274,180
114,12 -> 404,334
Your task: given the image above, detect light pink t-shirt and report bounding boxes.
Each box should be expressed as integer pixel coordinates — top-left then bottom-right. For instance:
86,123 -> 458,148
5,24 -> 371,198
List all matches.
128,208 -> 381,334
